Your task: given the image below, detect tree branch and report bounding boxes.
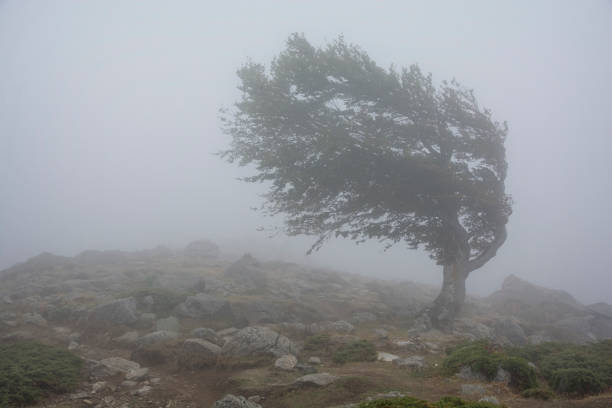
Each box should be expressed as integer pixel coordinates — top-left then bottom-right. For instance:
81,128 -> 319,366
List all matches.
465,224 -> 507,272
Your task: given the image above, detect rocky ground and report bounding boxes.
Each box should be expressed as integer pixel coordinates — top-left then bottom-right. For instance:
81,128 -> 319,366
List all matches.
1,240 -> 612,408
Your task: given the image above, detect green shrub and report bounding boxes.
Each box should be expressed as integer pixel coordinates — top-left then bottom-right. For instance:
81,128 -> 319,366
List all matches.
357,396 -> 503,408
332,339 -> 377,364
442,341 -> 536,391
500,357 -> 537,390
550,368 -> 605,397
304,334 -> 332,352
508,340 -> 612,397
0,342 -> 82,407
520,387 -> 554,400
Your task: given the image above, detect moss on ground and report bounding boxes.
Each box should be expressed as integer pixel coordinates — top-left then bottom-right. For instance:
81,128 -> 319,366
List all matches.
0,342 -> 82,407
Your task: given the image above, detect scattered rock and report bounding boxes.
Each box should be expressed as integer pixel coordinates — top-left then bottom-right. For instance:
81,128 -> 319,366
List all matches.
393,355 -> 425,369
68,340 -> 79,351
156,316 -> 180,332
114,331 -> 139,345
274,354 -> 298,370
212,394 -> 262,408
88,298 -> 140,326
247,395 -> 263,404
121,380 -> 138,388
456,366 -> 486,381
295,363 -> 317,374
99,357 -> 141,374
494,367 -> 511,383
294,373 -> 338,387
479,396 -> 500,405
126,367 -> 149,381
191,327 -> 224,346
224,254 -> 268,291
461,384 -> 487,395
178,338 -> 222,368
92,381 -> 108,393
377,352 -> 399,362
217,327 -> 239,337
136,330 -> 179,347
308,356 -> 321,365
131,385 -> 152,396
220,326 -> 299,361
175,293 -> 235,321
374,328 -> 389,339
492,317 -> 528,346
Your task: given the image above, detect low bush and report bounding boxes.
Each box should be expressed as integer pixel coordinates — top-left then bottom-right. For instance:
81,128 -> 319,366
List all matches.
0,342 -> 82,407
304,334 -> 332,352
357,395 -> 504,408
550,368 -> 605,397
333,339 -> 377,364
120,287 -> 186,314
442,341 -> 536,390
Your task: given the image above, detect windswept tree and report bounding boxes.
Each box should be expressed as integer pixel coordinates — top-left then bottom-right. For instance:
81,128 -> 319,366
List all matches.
221,34 -> 511,328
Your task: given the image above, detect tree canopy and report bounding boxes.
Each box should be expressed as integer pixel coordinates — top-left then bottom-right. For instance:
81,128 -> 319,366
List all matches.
221,34 -> 511,272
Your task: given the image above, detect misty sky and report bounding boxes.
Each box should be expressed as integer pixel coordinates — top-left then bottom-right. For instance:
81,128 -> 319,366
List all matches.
1,1 -> 611,304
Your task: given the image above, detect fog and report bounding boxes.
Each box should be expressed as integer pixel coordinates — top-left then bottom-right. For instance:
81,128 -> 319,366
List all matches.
1,1 -> 611,304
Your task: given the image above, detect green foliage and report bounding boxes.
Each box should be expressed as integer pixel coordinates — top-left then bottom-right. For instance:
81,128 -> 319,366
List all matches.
121,287 -> 186,314
357,396 -> 503,408
332,340 -> 377,364
508,340 -> 612,396
221,33 -> 510,266
520,387 -> 554,400
500,357 -> 537,390
304,334 -> 332,352
443,341 -> 536,390
0,342 -> 82,407
550,368 -> 604,397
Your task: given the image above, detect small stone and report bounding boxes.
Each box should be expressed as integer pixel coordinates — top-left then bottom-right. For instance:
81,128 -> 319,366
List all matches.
248,395 -> 263,403
121,380 -> 138,388
374,328 -> 389,339
393,355 -> 425,369
68,340 -> 79,351
479,396 -> 500,405
294,373 -> 338,387
156,316 -> 180,332
456,366 -> 486,381
274,354 -> 298,370
70,391 -> 89,399
131,385 -> 152,396
83,399 -> 93,405
377,352 -> 399,362
114,331 -> 139,345
23,312 -> 47,326
494,367 -> 511,383
295,363 -> 317,374
92,381 -> 107,393
308,356 -> 321,365
126,367 -> 149,381
150,377 -> 161,384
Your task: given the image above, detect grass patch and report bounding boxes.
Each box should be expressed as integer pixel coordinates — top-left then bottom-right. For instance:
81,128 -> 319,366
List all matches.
443,341 -> 536,391
0,342 -> 82,407
332,340 -> 377,365
304,334 -> 332,352
357,396 -> 504,408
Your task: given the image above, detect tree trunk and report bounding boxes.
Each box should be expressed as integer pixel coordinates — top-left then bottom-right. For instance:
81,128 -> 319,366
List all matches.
422,262 -> 469,330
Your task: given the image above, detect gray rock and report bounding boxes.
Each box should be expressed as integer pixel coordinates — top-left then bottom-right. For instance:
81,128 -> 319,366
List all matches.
114,331 -> 139,345
91,381 -> 108,393
274,354 -> 298,370
175,293 -> 235,321
136,330 -> 178,347
224,254 -> 268,291
393,355 -> 425,369
125,367 -> 149,381
178,338 -> 222,368
220,326 -> 299,358
156,316 -> 180,332
98,357 -> 141,374
479,396 -> 500,405
377,352 -> 400,362
456,366 -> 486,381
68,340 -> 79,351
191,327 -> 224,346
313,320 -> 354,333
494,367 -> 511,383
461,384 -> 487,395
217,327 -> 239,337
308,356 -> 321,365
88,298 -> 140,326
492,318 -> 528,346
131,385 -> 152,396
121,380 -> 138,388
294,373 -> 338,387
212,394 -> 262,408
374,328 -> 389,339
295,363 -> 317,374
